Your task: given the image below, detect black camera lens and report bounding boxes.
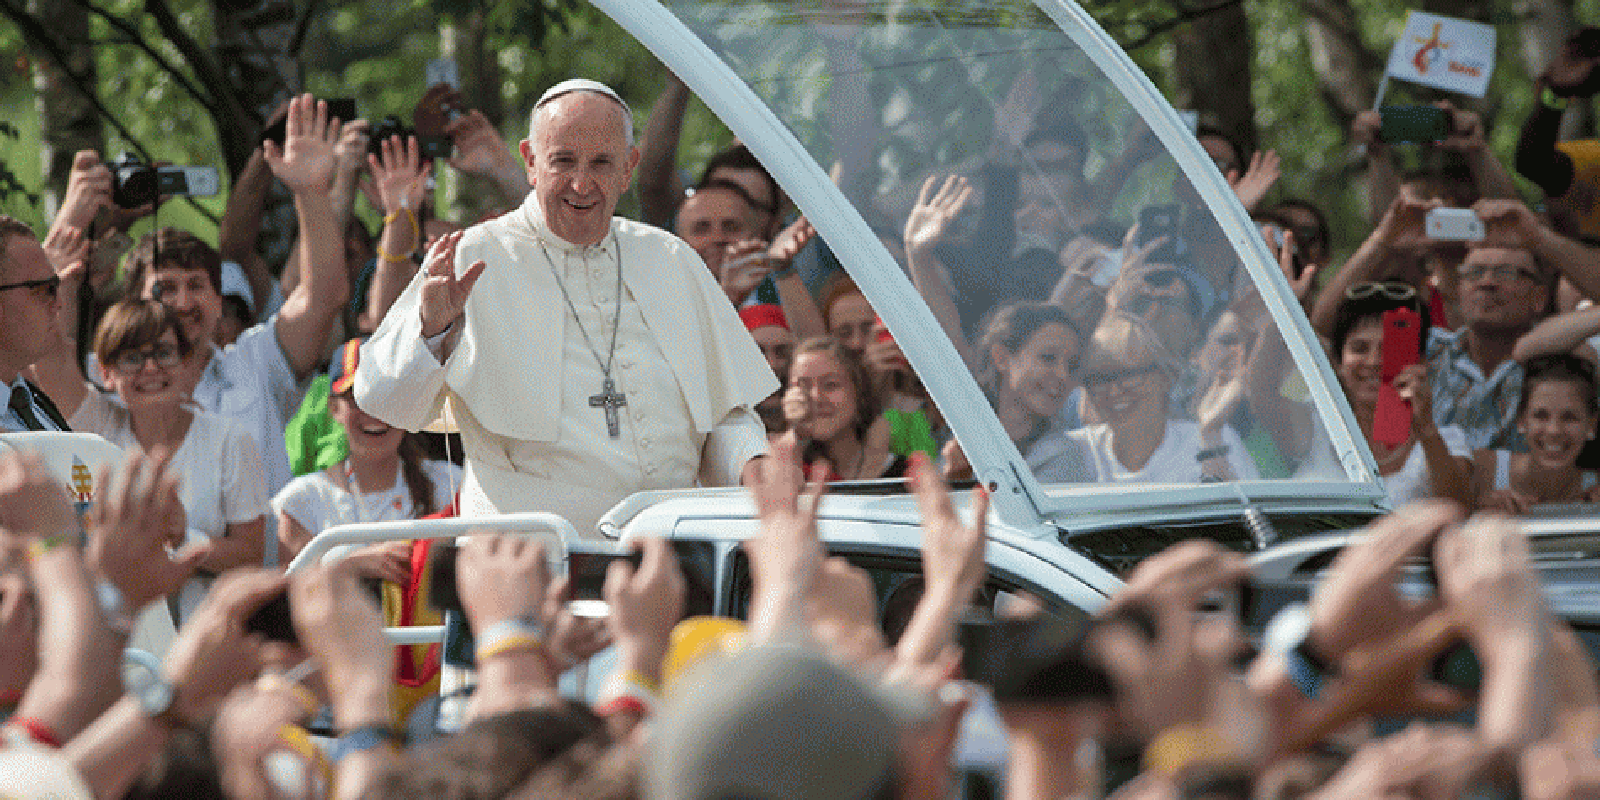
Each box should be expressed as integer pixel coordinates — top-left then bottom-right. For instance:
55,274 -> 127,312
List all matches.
111,155 -> 158,209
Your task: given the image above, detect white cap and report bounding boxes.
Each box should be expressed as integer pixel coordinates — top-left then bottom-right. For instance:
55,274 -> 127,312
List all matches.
534,78 -> 633,120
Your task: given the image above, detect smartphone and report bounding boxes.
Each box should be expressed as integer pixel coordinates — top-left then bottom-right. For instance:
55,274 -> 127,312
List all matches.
1378,105 -> 1449,144
263,98 -> 358,146
1372,307 -> 1422,446
245,591 -> 299,645
566,542 -> 643,602
1136,204 -> 1180,245
957,613 -> 1115,702
425,541 -> 461,615
1380,307 -> 1422,383
1424,207 -> 1486,242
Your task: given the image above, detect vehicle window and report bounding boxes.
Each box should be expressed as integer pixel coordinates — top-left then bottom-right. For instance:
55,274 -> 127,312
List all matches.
728,547 -> 1093,642
657,0 -> 1350,490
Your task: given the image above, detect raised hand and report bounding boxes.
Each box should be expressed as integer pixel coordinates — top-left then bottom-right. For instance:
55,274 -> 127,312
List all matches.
0,449 -> 77,542
718,240 -> 775,302
445,110 -> 511,178
164,569 -> 286,726
455,531 -> 550,636
332,119 -> 371,182
904,174 -> 973,255
43,224 -> 89,275
85,451 -> 206,612
53,151 -> 113,234
417,230 -> 487,338
1227,149 -> 1280,212
767,215 -> 815,264
603,537 -> 685,676
744,436 -> 827,637
1274,228 -> 1318,304
368,134 -> 431,216
542,575 -> 611,670
1392,363 -> 1435,437
263,94 -> 342,195
287,565 -> 391,728
1474,198 -> 1544,250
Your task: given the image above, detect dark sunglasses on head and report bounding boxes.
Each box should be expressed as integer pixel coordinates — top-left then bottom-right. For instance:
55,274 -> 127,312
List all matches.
0,273 -> 60,298
1344,282 -> 1416,302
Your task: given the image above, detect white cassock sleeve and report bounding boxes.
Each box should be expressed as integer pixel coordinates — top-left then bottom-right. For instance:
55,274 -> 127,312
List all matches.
698,405 -> 768,487
354,270 -> 451,432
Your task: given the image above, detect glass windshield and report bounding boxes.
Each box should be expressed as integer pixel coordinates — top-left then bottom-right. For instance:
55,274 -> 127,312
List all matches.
658,0 -> 1348,490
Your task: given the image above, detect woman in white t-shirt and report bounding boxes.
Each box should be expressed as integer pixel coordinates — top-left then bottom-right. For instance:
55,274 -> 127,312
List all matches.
273,339 -> 461,581
1472,354 -> 1600,512
1041,311 -> 1257,484
54,299 -> 268,623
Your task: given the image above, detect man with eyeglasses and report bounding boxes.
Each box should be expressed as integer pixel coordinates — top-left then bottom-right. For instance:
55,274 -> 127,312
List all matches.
0,216 -> 70,432
1428,244 -> 1558,451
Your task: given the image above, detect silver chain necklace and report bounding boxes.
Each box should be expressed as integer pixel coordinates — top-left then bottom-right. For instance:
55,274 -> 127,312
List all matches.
538,234 -> 628,438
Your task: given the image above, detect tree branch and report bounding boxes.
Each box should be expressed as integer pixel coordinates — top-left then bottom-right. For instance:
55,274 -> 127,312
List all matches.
63,0 -> 221,123
1116,0 -> 1247,51
143,0 -> 254,172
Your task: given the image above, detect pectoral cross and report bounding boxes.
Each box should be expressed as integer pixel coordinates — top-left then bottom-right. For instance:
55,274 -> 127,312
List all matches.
589,378 -> 627,438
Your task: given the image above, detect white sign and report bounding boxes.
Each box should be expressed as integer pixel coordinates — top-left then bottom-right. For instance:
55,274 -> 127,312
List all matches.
1383,11 -> 1496,97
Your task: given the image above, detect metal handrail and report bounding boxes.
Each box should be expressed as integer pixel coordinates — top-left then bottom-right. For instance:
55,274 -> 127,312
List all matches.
285,513 -> 580,645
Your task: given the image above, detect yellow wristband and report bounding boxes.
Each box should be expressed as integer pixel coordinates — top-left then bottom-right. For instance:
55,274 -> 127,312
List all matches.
1543,85 -> 1572,111
1143,724 -> 1236,776
621,669 -> 661,695
26,533 -> 77,562
376,207 -> 420,263
476,634 -> 544,663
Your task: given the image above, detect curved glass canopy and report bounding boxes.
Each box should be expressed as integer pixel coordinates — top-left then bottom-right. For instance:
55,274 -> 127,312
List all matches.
594,0 -> 1384,525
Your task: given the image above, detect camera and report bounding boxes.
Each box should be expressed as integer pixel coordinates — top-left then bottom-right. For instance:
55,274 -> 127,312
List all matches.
1424,207 -> 1486,241
367,115 -> 452,160
1378,105 -> 1450,144
110,153 -> 220,209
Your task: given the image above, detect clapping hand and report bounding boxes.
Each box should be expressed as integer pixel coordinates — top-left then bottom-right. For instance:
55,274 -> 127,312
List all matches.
264,94 -> 342,195
417,230 -> 487,338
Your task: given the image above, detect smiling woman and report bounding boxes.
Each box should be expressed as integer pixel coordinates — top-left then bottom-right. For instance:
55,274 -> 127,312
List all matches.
1472,354 -> 1600,512
54,299 -> 268,625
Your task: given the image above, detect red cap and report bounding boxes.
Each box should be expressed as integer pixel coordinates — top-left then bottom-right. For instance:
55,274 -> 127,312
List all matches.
739,304 -> 789,332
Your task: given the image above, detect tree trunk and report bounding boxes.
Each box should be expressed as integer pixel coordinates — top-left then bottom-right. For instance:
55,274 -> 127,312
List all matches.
211,0 -> 301,268
27,0 -> 100,223
1298,0 -> 1382,132
442,9 -> 511,224
1171,1 -> 1257,155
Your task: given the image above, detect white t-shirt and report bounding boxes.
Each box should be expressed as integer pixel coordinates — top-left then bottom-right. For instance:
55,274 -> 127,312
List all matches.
191,316 -> 304,499
1381,425 -> 1470,506
273,459 -> 463,534
69,390 -> 269,621
1056,420 -> 1260,484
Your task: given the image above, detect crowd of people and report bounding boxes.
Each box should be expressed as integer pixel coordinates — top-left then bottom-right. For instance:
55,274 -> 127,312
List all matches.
1,11 -> 1600,798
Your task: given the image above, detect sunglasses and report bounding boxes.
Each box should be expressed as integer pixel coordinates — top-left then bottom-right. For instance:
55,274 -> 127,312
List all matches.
1344,282 -> 1416,301
0,273 -> 60,298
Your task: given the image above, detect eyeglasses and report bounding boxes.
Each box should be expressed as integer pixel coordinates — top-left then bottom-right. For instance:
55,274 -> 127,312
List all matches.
110,344 -> 182,374
1345,282 -> 1417,301
0,274 -> 60,298
1083,364 -> 1162,391
1457,263 -> 1541,283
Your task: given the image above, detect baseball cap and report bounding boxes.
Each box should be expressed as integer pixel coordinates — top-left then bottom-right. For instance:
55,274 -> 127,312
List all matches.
328,338 -> 363,396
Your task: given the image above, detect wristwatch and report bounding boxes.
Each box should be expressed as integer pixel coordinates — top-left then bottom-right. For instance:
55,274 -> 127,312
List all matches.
1260,602 -> 1337,700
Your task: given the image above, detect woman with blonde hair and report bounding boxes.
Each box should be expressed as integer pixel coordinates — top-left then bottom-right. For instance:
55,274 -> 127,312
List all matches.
1039,311 -> 1257,483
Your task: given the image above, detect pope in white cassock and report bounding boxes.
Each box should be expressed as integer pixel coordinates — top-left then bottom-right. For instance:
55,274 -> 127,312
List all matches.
355,79 -> 777,535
